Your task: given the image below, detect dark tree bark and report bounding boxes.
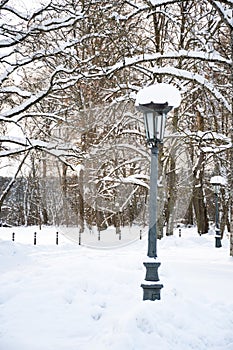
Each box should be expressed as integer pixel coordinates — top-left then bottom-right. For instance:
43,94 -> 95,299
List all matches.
78,168 -> 84,233
193,151 -> 209,234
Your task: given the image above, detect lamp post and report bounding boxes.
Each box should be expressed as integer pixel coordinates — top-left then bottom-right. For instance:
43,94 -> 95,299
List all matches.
135,83 -> 181,301
210,176 -> 226,248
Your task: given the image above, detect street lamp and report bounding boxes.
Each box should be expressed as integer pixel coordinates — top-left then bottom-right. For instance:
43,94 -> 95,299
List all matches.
135,83 -> 181,301
210,175 -> 226,248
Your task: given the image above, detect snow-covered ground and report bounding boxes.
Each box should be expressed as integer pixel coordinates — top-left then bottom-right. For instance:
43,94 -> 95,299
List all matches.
0,225 -> 233,350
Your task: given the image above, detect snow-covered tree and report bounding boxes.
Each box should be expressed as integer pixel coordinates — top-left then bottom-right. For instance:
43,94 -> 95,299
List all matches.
0,0 -> 232,247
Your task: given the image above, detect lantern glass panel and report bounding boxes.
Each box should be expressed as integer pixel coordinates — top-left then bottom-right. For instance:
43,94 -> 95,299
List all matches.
214,184 -> 220,194
156,114 -> 162,140
144,110 -> 167,143
159,113 -> 166,141
144,112 -> 154,141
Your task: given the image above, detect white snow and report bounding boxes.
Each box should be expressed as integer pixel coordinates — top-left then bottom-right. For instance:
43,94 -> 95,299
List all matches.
210,176 -> 227,186
0,225 -> 233,350
135,83 -> 182,108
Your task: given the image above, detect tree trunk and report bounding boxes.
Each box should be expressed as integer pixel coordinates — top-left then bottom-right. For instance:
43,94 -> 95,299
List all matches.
78,168 -> 84,233
165,157 -> 177,236
193,151 -> 209,234
184,202 -> 194,226
61,164 -> 69,226
230,24 -> 233,256
193,186 -> 209,234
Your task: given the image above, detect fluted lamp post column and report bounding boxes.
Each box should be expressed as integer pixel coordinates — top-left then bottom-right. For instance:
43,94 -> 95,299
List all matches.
135,83 -> 181,301
210,175 -> 226,248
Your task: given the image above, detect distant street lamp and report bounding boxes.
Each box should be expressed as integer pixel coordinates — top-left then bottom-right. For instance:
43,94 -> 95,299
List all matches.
210,175 -> 226,248
135,83 -> 181,301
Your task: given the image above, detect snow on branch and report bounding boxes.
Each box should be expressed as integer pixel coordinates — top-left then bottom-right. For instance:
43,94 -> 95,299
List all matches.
1,90 -> 49,118
179,129 -> 232,154
210,0 -> 233,28
0,86 -> 31,97
0,1 -> 83,48
104,51 -> 231,75
2,5 -> 32,21
0,136 -> 84,164
91,143 -> 150,162
77,50 -> 231,112
102,174 -> 149,189
137,65 -> 231,113
1,65 -> 81,119
29,14 -> 84,34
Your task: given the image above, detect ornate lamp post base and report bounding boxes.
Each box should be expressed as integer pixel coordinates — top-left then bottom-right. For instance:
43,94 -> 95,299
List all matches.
143,262 -> 161,281
141,261 -> 163,300
141,283 -> 163,301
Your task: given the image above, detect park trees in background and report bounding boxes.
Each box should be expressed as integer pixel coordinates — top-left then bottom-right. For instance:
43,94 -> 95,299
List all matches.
0,0 -> 232,252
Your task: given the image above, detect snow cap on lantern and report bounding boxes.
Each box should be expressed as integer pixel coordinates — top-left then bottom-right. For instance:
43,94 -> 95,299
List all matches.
135,83 -> 181,145
135,83 -> 181,107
